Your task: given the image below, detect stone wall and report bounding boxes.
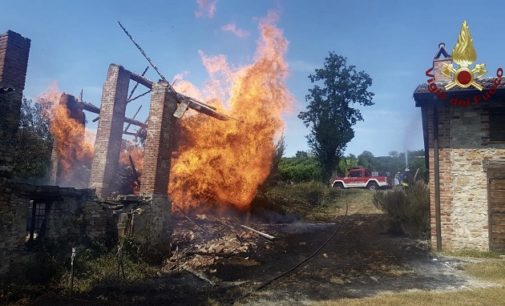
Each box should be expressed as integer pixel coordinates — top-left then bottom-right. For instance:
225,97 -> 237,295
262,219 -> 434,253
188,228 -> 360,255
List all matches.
0,184 -> 112,275
427,103 -> 505,251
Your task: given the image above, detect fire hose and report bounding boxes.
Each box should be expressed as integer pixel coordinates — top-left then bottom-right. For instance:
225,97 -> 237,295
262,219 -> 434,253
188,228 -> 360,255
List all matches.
238,205 -> 349,301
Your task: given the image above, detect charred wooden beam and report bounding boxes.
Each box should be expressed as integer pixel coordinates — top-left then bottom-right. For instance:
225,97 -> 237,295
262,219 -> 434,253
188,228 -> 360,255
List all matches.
78,101 -> 147,128
117,21 -> 233,122
240,225 -> 275,240
130,72 -> 153,89
127,66 -> 149,102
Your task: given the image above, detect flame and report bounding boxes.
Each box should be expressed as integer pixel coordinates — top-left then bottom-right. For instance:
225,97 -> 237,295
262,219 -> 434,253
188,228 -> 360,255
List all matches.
452,20 -> 477,67
119,141 -> 144,172
38,83 -> 94,187
119,141 -> 144,194
169,12 -> 292,211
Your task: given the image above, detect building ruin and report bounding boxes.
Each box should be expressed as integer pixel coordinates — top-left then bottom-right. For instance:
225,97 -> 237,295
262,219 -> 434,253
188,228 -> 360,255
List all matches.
0,29 -> 229,275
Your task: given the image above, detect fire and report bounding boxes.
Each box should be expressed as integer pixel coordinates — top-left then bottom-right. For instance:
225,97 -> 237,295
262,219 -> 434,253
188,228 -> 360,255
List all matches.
38,84 -> 94,187
119,141 -> 144,194
169,12 -> 292,211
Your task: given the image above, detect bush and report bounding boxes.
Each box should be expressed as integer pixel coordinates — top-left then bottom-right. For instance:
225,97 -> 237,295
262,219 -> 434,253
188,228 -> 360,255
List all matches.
251,181 -> 343,221
60,239 -> 158,293
373,181 -> 430,238
278,155 -> 322,182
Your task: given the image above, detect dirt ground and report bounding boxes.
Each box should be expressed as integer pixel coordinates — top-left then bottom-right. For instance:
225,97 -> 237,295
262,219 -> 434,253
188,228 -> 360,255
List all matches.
28,212 -> 497,306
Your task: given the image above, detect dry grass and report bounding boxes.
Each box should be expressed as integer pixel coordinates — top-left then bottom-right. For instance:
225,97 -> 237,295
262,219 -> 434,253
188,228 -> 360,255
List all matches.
317,257 -> 505,306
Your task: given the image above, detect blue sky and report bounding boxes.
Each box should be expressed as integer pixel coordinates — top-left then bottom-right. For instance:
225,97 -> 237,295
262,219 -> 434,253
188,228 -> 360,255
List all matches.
2,0 -> 504,157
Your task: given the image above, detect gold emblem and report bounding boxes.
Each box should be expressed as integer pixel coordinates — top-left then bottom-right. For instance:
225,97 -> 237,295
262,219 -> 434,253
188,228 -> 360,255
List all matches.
442,21 -> 487,91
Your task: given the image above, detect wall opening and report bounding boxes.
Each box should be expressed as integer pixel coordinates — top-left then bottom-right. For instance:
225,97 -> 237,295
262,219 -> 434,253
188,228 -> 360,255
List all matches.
26,200 -> 50,242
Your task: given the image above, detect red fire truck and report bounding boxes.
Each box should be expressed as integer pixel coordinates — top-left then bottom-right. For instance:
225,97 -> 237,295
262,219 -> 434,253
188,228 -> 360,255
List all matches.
330,167 -> 389,190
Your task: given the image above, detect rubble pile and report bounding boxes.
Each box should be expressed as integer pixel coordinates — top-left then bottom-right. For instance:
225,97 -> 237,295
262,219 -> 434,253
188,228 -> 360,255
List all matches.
164,213 -> 275,274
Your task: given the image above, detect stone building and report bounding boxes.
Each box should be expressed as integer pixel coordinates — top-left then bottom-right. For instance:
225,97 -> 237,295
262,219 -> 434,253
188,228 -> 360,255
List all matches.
414,44 -> 505,252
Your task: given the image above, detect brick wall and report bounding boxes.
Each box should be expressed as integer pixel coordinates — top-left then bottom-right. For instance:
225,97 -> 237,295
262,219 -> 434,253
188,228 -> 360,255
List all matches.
426,103 -> 505,251
433,58 -> 452,83
89,64 -> 130,198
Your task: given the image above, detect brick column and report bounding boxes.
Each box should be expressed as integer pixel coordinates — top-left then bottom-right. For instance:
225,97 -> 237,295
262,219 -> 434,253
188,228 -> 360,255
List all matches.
134,81 -> 177,262
0,30 -> 30,276
89,64 -> 130,198
0,30 -> 30,179
141,81 -> 178,195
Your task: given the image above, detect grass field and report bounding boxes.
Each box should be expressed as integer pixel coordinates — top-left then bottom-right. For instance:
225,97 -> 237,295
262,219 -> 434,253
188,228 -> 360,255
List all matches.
254,182 -> 381,221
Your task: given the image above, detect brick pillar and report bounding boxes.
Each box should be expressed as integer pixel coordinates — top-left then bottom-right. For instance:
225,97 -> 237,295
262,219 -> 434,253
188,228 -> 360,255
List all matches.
0,30 -> 30,179
134,81 -> 177,262
0,30 -> 31,91
89,64 -> 130,198
141,81 -> 178,195
0,30 -> 30,276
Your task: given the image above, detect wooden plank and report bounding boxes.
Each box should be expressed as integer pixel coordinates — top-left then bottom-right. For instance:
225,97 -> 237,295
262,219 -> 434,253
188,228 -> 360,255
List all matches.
488,193 -> 505,201
489,180 -> 505,189
489,176 -> 505,252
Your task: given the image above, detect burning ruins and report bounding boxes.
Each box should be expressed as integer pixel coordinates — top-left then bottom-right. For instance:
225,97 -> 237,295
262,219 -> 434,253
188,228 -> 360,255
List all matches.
0,12 -> 292,276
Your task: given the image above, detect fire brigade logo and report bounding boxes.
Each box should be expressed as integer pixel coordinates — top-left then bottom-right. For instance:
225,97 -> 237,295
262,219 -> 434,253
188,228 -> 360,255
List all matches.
425,20 -> 503,107
441,21 -> 487,90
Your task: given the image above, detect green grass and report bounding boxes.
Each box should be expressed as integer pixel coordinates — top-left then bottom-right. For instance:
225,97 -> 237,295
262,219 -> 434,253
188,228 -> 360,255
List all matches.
253,182 -> 380,221
441,249 -> 502,259
1,242 -> 159,304
60,251 -> 159,294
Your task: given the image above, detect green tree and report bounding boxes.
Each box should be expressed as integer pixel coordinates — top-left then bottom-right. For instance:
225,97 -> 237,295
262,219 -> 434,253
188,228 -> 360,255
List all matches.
278,151 -> 321,182
261,136 -> 286,189
12,98 -> 53,181
358,150 -> 375,170
337,153 -> 358,176
298,52 -> 374,182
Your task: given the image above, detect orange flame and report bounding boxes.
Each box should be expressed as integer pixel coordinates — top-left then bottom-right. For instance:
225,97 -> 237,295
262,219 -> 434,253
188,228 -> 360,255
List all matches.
119,141 -> 144,194
38,83 -> 94,187
169,12 -> 292,211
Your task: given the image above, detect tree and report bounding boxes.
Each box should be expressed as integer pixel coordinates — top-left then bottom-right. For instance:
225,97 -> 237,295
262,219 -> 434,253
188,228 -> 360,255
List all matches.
278,153 -> 321,183
358,150 -> 375,170
337,153 -> 358,176
12,98 -> 53,181
298,52 -> 374,181
264,136 -> 286,187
